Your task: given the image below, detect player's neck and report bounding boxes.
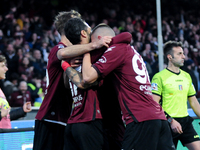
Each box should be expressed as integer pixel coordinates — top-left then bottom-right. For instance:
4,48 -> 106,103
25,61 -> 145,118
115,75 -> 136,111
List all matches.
167,64 -> 180,73
60,35 -> 72,47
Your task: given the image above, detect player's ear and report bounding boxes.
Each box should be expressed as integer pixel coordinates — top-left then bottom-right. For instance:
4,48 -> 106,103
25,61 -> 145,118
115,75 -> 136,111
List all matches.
81,30 -> 87,38
167,54 -> 172,60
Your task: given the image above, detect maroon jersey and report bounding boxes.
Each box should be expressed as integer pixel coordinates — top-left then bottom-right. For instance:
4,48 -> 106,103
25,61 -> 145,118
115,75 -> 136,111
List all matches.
67,66 -> 102,124
93,32 -> 166,125
35,42 -> 72,125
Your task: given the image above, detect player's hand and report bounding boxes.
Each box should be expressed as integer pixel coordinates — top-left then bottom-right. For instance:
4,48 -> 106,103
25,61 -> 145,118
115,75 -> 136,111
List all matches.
93,36 -> 112,49
0,103 -> 10,118
23,102 -> 32,113
170,119 -> 183,134
69,57 -> 82,68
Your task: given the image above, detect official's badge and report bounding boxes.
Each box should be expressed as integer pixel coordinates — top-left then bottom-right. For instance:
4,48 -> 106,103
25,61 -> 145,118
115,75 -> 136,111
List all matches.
151,83 -> 158,91
179,85 -> 183,90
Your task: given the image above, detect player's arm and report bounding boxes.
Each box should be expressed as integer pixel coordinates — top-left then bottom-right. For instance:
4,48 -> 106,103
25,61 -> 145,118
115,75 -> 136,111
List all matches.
63,71 -> 70,89
62,61 -> 98,89
82,53 -> 99,84
188,95 -> 200,118
57,36 -> 112,60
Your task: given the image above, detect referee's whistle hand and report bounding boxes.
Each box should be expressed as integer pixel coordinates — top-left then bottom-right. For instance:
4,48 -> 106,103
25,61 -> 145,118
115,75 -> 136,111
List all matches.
171,119 -> 183,134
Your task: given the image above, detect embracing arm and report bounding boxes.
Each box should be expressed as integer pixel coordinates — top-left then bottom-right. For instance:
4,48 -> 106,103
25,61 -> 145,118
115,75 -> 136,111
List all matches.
62,61 -> 98,89
57,36 -> 112,60
82,53 -> 99,84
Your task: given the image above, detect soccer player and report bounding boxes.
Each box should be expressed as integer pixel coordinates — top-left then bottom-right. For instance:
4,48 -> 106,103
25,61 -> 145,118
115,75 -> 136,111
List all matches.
61,17 -> 104,150
63,21 -> 175,150
151,41 -> 200,149
33,11 -> 111,150
62,18 -> 124,150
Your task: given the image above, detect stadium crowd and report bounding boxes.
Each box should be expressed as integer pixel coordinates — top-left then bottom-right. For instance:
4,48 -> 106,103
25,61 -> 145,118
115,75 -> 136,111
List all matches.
0,0 -> 200,107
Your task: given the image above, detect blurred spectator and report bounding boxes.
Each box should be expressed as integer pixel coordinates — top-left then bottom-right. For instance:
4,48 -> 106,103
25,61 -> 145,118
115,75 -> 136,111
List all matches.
3,5 -> 17,38
107,9 -> 118,27
43,29 -> 57,47
22,42 -> 32,54
3,43 -> 19,80
27,74 -> 44,107
141,43 -> 155,65
14,36 -> 23,49
23,22 -> 32,42
3,73 -> 19,100
52,29 -> 60,44
16,13 -> 27,30
40,41 -> 50,63
28,32 -> 42,49
18,56 -> 34,81
143,32 -> 157,51
32,49 -> 46,77
29,15 -> 44,37
9,80 -> 32,107
16,47 -> 24,64
182,59 -> 198,93
132,15 -> 146,34
13,24 -> 24,37
0,29 -> 6,53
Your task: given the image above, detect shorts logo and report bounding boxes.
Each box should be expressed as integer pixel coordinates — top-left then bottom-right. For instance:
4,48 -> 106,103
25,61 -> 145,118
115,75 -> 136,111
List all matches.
179,85 -> 183,90
151,83 -> 158,91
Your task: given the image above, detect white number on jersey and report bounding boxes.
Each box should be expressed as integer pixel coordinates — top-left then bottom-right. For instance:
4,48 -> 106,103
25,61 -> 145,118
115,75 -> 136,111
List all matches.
131,46 -> 150,84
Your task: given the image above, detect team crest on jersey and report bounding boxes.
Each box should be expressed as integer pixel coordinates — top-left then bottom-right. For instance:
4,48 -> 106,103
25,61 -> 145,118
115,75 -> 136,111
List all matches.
179,85 -> 183,90
58,44 -> 64,49
151,83 -> 158,91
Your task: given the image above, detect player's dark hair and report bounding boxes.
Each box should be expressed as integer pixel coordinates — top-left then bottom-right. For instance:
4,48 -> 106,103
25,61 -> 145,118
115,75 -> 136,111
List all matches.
163,41 -> 183,64
64,18 -> 88,45
54,10 -> 81,35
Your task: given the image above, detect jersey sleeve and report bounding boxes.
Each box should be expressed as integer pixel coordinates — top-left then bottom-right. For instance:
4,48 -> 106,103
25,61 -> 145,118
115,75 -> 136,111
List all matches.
187,74 -> 196,97
151,73 -> 162,96
93,45 -> 124,78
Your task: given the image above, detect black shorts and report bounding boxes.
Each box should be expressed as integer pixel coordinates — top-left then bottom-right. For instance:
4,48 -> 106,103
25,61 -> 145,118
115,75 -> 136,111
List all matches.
172,116 -> 200,147
33,120 -> 66,150
64,119 -> 104,150
122,120 -> 175,150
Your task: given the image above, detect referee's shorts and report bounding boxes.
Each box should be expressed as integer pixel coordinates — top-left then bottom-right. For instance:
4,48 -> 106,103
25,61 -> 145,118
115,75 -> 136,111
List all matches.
172,116 -> 200,147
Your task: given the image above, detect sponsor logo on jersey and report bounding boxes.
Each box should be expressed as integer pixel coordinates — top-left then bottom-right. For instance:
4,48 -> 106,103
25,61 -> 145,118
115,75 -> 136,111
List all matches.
151,83 -> 158,91
179,85 -> 183,90
194,135 -> 199,138
140,85 -> 152,91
